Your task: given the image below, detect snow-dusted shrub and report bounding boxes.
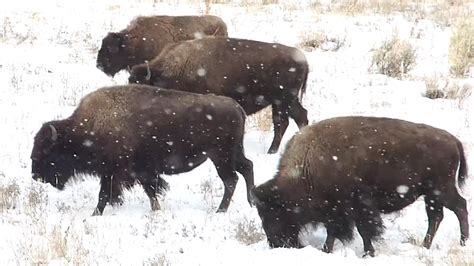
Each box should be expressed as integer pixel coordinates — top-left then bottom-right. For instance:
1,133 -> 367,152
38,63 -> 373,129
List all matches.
449,19 -> 474,76
423,77 -> 445,99
234,218 -> 265,245
336,0 -> 410,15
299,31 -> 346,52
0,181 -> 20,212
372,36 -> 416,78
147,254 -> 171,266
299,32 -> 326,51
423,78 -> 472,106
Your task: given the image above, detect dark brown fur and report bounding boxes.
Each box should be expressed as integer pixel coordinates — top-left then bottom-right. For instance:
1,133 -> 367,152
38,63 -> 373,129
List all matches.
129,37 -> 309,154
96,15 -> 228,77
31,85 -> 254,215
253,116 -> 469,256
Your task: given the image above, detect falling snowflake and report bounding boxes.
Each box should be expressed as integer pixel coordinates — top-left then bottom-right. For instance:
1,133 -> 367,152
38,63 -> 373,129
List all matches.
197,68 -> 206,77
82,139 -> 93,147
396,185 -> 409,194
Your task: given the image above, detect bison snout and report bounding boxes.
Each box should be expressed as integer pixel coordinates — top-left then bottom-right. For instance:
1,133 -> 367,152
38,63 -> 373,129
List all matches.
32,173 -> 43,182
96,63 -> 105,71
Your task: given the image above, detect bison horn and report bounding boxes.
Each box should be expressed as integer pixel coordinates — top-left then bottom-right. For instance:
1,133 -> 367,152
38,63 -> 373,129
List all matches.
49,124 -> 58,142
145,62 -> 151,81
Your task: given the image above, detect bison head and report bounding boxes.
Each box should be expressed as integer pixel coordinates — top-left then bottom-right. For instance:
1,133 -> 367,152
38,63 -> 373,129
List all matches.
31,121 -> 77,190
96,32 -> 128,77
252,179 -> 305,248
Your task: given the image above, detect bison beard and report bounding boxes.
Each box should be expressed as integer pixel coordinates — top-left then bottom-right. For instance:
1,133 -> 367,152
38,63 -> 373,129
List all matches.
31,85 -> 254,215
128,37 -> 309,154
253,116 -> 469,257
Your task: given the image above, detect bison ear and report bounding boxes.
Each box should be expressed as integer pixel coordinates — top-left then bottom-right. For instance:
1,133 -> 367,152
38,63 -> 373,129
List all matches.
49,124 -> 58,142
129,64 -> 153,84
106,32 -> 124,54
252,180 -> 282,207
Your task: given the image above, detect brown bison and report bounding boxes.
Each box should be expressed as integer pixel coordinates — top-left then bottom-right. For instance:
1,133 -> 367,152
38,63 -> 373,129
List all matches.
253,116 -> 469,257
31,85 -> 254,215
129,37 -> 309,154
96,15 -> 228,77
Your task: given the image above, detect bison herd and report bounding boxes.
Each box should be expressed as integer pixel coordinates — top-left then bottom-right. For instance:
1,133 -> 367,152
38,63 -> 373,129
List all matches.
30,15 -> 469,256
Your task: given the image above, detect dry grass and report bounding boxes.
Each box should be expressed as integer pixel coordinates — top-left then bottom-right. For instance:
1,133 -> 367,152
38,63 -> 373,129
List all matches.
246,107 -> 273,133
424,76 -> 446,99
234,217 -> 265,245
0,181 -> 21,212
148,254 -> 171,266
449,18 -> 474,76
336,0 -> 411,15
447,244 -> 474,265
372,36 -> 416,79
423,77 -> 472,107
299,31 -> 346,52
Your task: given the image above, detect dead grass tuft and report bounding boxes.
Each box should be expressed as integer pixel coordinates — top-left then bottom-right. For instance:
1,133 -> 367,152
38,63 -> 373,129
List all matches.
234,217 -> 265,245
0,181 -> 21,212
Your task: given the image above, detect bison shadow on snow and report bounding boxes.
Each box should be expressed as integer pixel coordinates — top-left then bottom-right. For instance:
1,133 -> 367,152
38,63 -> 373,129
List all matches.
253,116 -> 469,257
31,85 -> 254,215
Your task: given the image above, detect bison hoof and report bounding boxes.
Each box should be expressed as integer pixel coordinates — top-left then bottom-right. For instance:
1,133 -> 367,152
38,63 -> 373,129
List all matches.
322,245 -> 332,253
216,208 -> 228,213
91,208 -> 103,216
267,148 -> 278,154
151,200 -> 161,211
362,250 -> 375,258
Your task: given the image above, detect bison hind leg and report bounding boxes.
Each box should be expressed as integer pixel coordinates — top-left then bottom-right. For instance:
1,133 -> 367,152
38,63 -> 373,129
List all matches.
288,100 -> 308,129
268,104 -> 290,154
235,144 -> 255,207
138,172 -> 169,212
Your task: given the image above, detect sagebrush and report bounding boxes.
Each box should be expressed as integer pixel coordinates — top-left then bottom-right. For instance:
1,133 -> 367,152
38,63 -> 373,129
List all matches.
449,18 -> 474,76
372,36 -> 416,78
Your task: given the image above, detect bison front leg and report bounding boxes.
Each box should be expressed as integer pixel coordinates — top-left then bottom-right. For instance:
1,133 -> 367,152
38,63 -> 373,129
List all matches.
322,229 -> 336,253
92,175 -> 113,216
210,156 -> 239,212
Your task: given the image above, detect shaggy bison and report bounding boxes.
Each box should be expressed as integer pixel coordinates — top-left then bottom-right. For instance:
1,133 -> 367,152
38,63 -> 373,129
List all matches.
96,15 -> 228,77
253,116 -> 469,256
128,37 -> 309,154
31,85 -> 254,215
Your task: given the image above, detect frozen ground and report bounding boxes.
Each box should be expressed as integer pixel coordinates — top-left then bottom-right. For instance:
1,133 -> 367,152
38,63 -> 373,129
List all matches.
0,0 -> 474,265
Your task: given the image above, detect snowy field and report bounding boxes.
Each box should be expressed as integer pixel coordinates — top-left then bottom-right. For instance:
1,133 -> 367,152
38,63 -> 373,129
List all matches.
1,0 -> 474,264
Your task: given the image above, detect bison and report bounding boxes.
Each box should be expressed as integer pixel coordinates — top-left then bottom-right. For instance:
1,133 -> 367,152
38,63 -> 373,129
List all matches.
252,116 -> 469,257
96,15 -> 228,77
128,37 -> 309,154
31,84 -> 254,215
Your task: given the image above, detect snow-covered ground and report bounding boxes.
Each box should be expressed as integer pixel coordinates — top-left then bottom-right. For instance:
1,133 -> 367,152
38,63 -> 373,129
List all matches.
1,0 -> 473,264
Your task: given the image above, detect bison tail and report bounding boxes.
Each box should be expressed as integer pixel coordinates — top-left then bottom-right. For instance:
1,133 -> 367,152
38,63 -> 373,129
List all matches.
456,139 -> 468,188
298,63 -> 309,102
157,177 -> 170,195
